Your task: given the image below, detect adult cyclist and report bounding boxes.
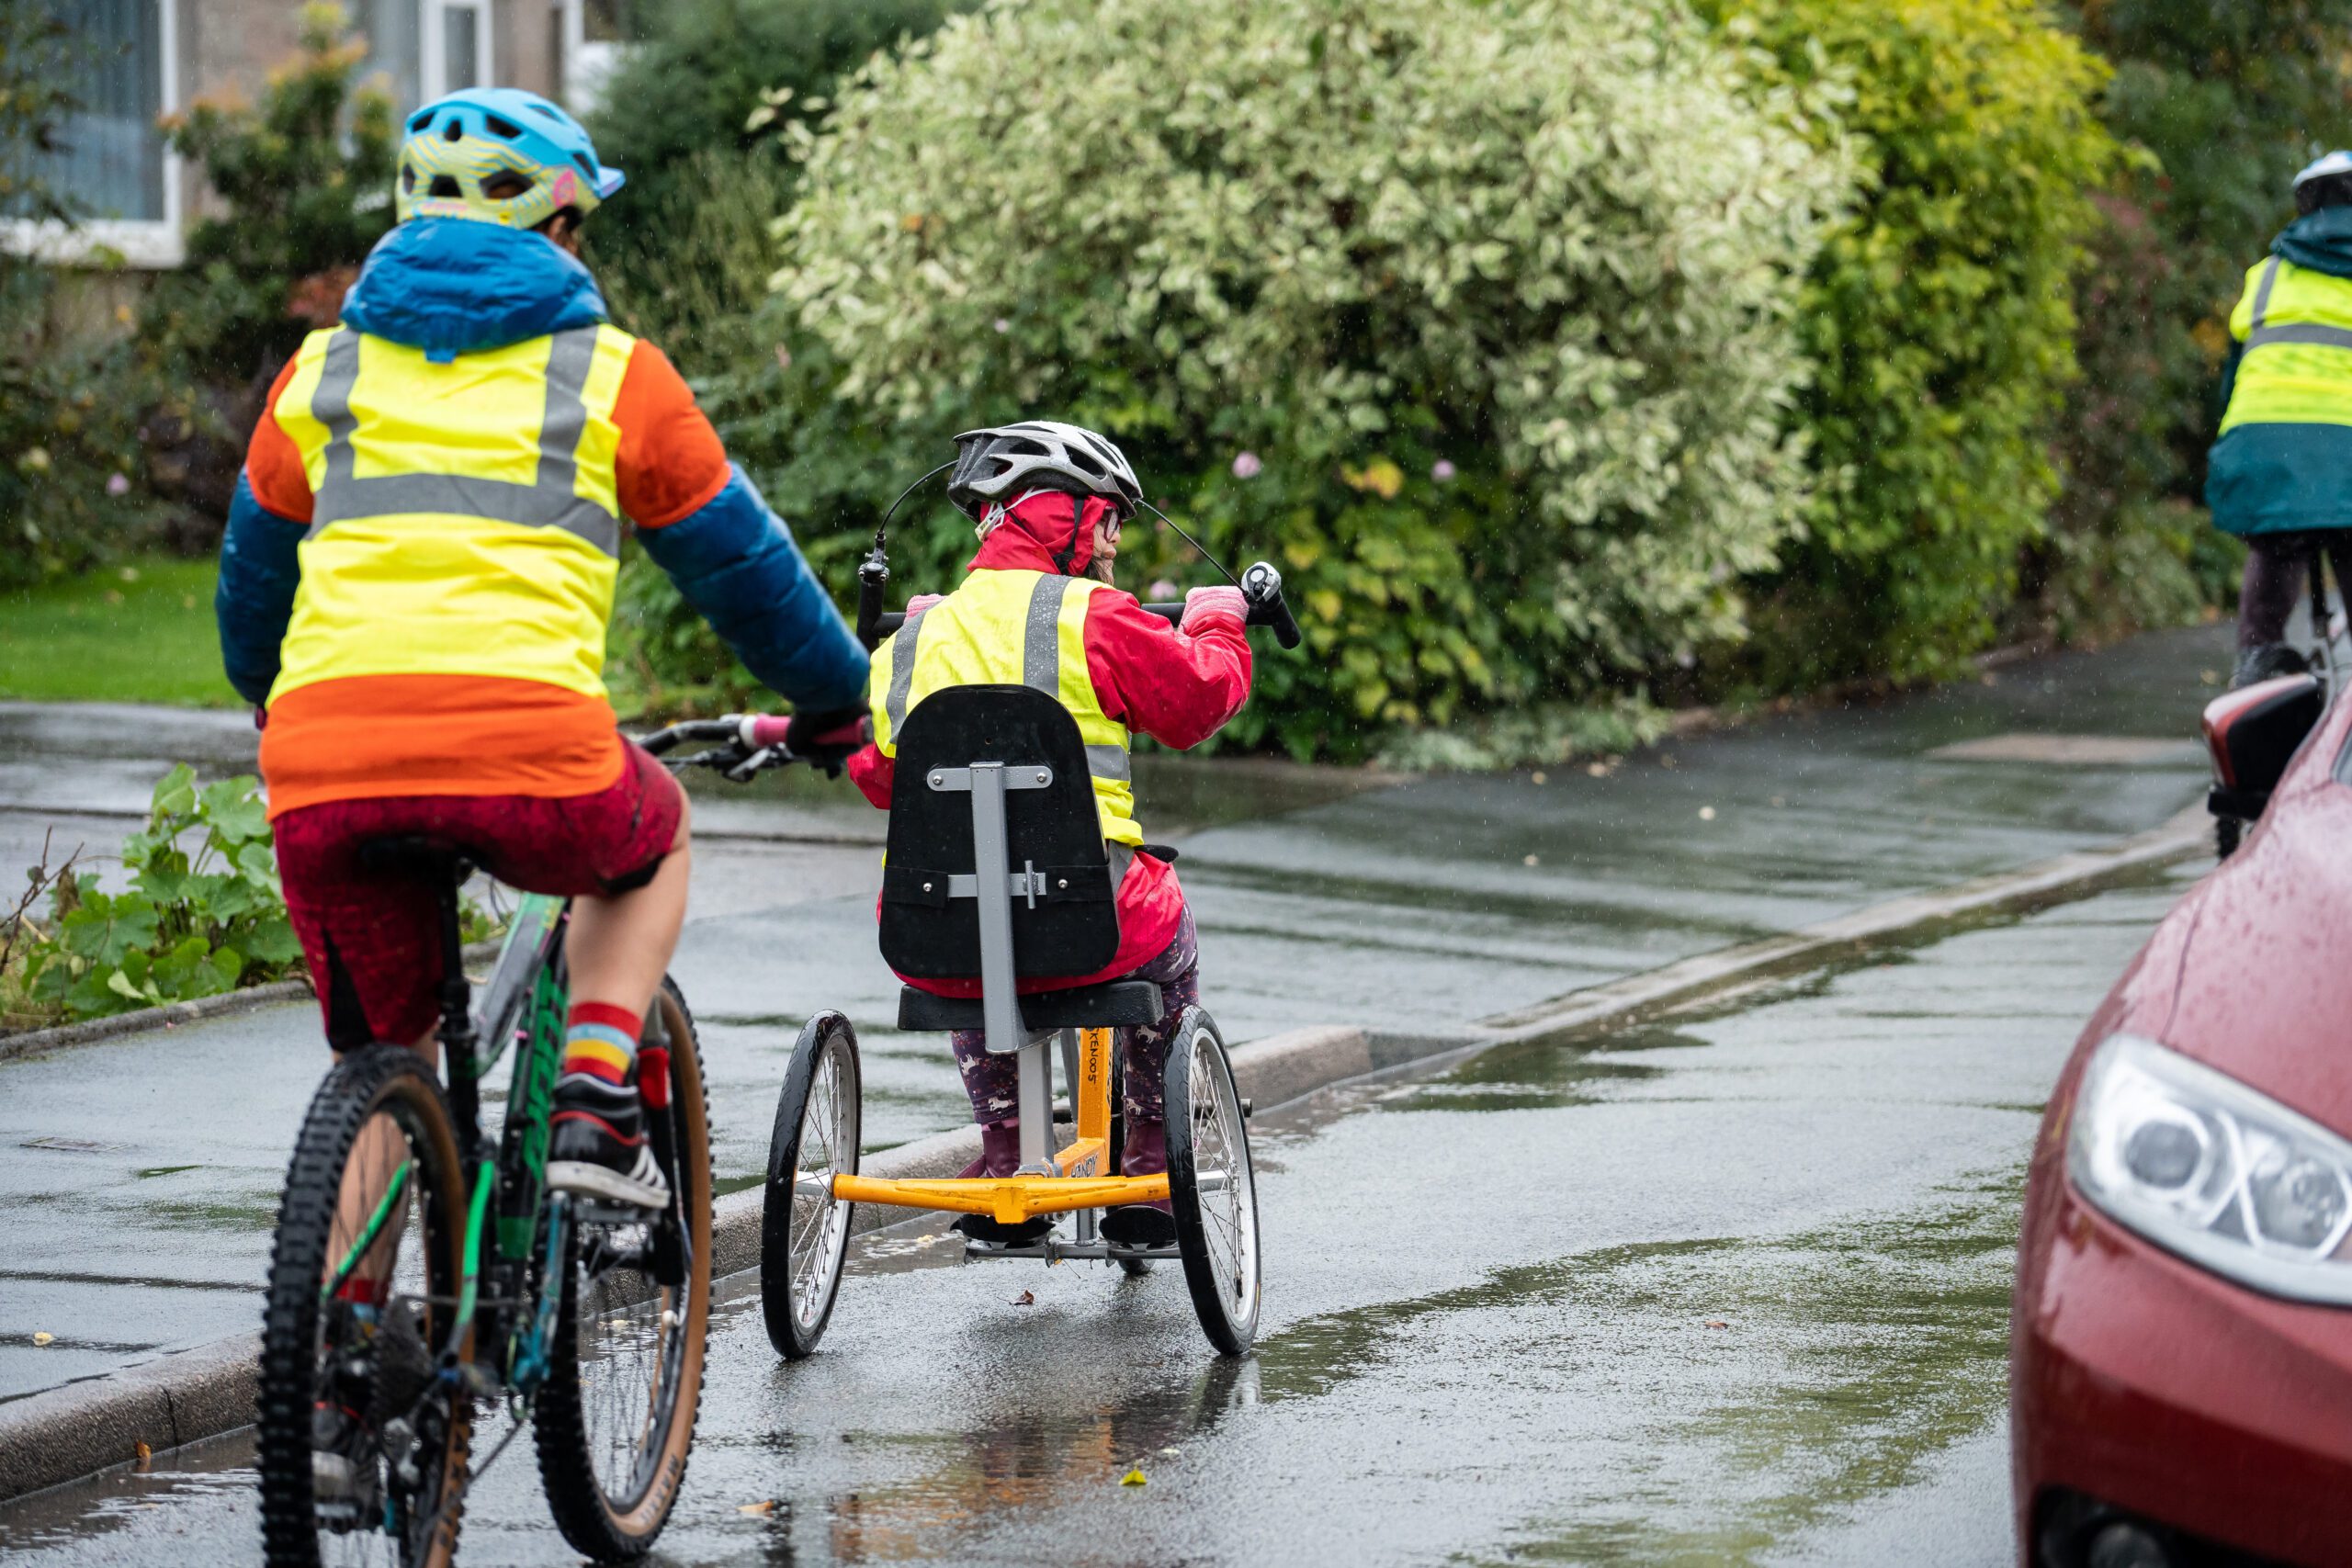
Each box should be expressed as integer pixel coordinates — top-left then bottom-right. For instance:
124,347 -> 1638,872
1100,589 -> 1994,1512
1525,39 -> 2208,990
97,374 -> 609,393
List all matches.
215,88 -> 866,1209
2211,151 -> 2352,686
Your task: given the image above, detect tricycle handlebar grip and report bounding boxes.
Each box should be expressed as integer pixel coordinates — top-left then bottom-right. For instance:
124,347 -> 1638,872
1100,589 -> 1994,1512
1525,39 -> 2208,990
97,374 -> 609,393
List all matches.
1242,560 -> 1303,649
855,547 -> 890,652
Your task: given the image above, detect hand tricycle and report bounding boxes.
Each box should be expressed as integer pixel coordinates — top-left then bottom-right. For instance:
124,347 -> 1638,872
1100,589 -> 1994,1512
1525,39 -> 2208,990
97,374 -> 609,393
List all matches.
734,468 -> 1298,1357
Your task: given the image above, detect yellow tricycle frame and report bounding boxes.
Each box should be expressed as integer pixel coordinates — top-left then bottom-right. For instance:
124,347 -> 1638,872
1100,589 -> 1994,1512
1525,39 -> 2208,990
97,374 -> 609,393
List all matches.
827,1027 -> 1165,1224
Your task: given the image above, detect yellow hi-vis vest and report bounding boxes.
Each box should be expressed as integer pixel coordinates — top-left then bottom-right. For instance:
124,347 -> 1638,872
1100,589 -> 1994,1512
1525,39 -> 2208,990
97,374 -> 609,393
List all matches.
867,570 -> 1142,847
266,321 -> 637,706
2220,255 -> 2352,434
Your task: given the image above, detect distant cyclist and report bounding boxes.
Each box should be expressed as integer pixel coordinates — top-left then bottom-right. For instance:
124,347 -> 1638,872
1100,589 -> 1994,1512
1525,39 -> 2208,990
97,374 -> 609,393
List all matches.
216,88 -> 866,1206
2211,151 -> 2352,687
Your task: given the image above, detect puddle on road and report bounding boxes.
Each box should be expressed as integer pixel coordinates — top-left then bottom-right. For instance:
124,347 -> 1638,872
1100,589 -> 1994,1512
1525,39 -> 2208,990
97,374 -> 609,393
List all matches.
1251,1173 -> 2019,1566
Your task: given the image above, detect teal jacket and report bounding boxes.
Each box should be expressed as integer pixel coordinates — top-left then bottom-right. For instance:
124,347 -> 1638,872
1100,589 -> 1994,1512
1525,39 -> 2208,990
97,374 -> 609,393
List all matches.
2208,207 -> 2352,536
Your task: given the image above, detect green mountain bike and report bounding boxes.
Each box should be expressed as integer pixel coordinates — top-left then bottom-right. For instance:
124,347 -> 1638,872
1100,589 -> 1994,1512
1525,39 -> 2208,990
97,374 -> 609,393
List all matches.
254,718 -> 802,1566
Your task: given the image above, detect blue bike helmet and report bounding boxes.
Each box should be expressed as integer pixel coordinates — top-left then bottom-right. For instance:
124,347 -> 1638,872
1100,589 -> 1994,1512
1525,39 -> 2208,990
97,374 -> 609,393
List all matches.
395,87 -> 625,229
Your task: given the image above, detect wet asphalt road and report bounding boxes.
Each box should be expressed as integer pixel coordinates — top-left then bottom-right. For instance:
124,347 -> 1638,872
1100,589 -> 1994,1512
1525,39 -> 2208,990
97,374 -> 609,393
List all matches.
0,861 -> 2199,1565
0,628 -> 2219,1403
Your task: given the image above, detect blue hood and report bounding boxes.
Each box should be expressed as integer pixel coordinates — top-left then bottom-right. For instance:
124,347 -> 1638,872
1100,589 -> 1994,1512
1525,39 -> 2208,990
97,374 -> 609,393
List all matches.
341,219 -> 607,360
2273,206 -> 2352,281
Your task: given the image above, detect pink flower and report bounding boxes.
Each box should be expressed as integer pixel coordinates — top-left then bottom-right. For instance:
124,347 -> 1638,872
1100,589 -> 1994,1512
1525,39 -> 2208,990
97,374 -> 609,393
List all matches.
1231,451 -> 1262,479
1148,579 -> 1178,600
106,472 -> 130,496
993,318 -> 1011,333
1431,459 -> 1456,482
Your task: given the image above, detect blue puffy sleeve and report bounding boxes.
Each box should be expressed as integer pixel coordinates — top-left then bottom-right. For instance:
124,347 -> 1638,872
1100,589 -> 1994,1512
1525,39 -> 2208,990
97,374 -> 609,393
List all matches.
215,472 -> 306,706
636,464 -> 870,712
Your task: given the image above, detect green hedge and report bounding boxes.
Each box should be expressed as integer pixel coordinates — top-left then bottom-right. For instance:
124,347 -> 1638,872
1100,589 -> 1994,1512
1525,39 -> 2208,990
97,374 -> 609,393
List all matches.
732,0 -> 1843,758
611,0 -> 2132,751
582,0 -> 967,356
1704,0 -> 2120,685
2019,0 -> 2352,644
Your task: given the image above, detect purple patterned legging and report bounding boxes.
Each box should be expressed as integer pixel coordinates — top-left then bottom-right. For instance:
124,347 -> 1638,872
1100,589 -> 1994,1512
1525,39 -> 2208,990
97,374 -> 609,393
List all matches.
950,907 -> 1200,1126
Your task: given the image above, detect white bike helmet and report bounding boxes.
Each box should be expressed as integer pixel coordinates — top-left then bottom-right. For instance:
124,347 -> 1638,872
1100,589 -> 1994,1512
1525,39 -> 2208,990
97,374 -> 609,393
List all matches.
946,421 -> 1142,520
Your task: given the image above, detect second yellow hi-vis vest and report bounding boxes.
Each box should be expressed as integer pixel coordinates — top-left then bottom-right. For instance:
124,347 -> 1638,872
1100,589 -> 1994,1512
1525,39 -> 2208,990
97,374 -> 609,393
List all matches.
2220,255 -> 2352,433
266,321 -> 637,705
868,570 -> 1142,847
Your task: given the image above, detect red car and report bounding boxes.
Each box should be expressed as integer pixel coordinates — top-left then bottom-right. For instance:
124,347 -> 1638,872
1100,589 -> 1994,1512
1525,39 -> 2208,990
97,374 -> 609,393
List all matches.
2011,672 -> 2352,1568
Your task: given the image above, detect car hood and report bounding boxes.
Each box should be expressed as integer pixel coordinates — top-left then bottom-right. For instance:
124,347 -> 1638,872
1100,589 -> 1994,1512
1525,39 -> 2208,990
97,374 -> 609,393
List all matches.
2126,689 -> 2352,1134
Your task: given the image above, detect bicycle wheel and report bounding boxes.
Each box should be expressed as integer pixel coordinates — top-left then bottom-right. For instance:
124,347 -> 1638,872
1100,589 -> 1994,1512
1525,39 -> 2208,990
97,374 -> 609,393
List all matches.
534,977 -> 711,1560
258,1046 -> 473,1568
1165,1008 -> 1261,1354
762,1010 -> 860,1358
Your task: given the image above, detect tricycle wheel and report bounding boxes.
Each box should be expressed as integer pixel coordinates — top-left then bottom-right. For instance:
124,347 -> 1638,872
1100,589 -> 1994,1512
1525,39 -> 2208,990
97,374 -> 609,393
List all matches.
762,1011 -> 860,1358
1165,1008 -> 1260,1353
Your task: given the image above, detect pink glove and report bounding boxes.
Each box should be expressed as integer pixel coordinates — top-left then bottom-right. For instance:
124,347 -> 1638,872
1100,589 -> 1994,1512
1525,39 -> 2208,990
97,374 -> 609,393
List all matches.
905,593 -> 944,619
1181,585 -> 1248,635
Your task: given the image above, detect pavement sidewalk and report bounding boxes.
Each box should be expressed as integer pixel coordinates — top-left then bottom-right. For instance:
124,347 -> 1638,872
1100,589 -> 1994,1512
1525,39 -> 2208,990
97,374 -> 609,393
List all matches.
0,624 -> 2227,1404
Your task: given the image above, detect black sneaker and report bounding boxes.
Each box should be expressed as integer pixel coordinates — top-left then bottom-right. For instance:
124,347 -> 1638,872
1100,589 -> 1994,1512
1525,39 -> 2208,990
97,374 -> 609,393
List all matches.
2233,642 -> 2311,689
312,1302 -> 382,1530
546,1074 -> 670,1209
951,1213 -> 1053,1247
1098,1206 -> 1177,1247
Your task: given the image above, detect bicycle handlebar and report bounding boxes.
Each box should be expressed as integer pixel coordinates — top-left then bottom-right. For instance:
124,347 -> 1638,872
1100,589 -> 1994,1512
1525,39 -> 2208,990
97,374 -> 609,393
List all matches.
633,713 -> 868,782
865,559 -> 1304,650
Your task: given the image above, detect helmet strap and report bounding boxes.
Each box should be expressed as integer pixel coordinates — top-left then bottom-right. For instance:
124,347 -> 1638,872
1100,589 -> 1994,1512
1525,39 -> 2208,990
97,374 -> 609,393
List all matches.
1051,492 -> 1089,576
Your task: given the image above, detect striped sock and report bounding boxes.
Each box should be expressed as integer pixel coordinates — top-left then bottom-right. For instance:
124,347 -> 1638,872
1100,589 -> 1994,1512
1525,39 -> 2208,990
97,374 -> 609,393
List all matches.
560,1001 -> 642,1087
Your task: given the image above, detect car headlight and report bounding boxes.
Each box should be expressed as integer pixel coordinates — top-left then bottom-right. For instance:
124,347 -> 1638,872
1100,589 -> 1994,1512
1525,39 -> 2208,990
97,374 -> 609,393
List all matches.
2069,1032 -> 2352,1303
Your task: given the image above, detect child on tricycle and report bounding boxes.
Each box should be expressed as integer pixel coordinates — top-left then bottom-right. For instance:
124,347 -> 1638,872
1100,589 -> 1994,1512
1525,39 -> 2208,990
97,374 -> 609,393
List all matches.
844,422 -> 1254,1249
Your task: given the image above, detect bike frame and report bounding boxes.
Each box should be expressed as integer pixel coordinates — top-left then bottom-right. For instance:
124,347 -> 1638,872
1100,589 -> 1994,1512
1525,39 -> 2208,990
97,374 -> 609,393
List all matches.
321,891 -> 577,1388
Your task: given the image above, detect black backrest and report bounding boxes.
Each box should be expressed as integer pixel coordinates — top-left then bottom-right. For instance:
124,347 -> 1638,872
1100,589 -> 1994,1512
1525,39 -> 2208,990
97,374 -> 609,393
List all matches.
879,684 -> 1121,979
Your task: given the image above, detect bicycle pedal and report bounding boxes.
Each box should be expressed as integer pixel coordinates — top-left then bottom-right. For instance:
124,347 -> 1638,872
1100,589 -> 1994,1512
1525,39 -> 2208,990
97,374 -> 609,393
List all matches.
450,1361 -> 502,1400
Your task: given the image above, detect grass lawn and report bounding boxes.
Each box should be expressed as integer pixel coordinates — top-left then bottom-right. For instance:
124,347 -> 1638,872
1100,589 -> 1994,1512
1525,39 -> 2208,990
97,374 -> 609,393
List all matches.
0,557 -> 239,706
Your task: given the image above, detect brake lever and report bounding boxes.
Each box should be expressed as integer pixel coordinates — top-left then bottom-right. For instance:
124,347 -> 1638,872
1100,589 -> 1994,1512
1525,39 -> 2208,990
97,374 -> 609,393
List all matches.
724,746 -> 783,784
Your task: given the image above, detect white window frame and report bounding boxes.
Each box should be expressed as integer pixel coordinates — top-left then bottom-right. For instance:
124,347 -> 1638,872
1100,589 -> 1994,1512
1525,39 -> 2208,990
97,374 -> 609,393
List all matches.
0,0 -> 185,269
555,0 -> 626,115
424,0 -> 495,101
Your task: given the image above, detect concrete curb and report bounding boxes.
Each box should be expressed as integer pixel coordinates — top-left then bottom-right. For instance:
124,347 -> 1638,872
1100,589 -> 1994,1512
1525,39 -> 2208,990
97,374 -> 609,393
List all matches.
0,983 -> 311,1063
0,811 -> 2212,1505
0,941 -> 506,1065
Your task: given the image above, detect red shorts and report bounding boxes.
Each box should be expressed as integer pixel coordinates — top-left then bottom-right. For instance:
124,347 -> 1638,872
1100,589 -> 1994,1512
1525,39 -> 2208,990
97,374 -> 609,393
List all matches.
275,743 -> 684,1050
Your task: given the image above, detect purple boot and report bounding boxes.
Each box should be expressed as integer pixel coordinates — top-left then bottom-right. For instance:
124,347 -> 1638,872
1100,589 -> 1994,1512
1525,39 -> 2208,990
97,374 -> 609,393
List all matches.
951,1119 -> 1051,1247
1100,1119 -> 1176,1247
955,1118 -> 1022,1179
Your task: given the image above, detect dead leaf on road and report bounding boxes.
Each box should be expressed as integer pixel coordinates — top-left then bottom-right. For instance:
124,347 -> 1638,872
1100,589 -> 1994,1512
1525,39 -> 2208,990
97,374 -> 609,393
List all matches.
1011,1291 -> 1035,1306
738,1500 -> 775,1517
1120,1468 -> 1148,1486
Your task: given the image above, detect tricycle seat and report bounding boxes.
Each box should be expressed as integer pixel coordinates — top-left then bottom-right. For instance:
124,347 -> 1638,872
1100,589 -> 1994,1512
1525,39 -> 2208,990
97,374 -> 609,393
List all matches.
896,979 -> 1164,1034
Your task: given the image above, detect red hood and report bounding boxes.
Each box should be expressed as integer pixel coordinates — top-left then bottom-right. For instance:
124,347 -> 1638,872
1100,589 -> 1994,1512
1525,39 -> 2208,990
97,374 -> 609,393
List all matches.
2114,686 -> 2352,1135
966,491 -> 1119,577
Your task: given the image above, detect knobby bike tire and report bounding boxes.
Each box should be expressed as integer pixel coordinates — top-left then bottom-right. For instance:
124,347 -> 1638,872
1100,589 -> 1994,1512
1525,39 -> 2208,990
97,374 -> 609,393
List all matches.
533,976 -> 712,1560
258,1046 -> 473,1568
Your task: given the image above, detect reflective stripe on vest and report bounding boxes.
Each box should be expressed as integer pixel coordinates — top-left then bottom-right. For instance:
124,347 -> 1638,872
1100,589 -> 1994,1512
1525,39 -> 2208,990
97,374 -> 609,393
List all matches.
869,570 -> 1141,846
2221,256 -> 2352,434
266,322 -> 635,705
